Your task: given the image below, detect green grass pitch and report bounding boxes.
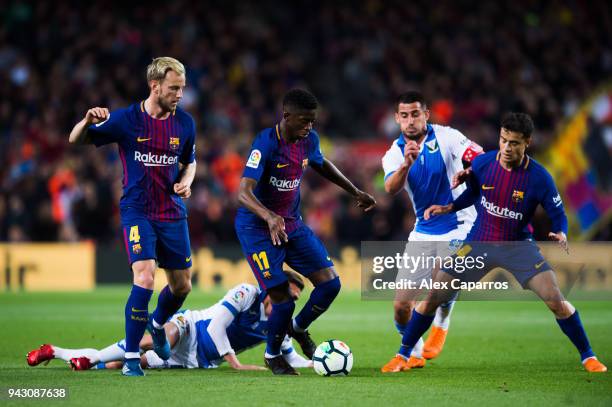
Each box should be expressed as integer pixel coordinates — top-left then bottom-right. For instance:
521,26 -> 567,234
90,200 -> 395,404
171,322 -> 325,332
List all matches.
1,287 -> 611,406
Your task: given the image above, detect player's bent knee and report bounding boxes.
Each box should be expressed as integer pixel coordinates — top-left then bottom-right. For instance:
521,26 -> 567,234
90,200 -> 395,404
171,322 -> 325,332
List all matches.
267,282 -> 294,304
546,300 -> 573,319
417,297 -> 442,315
309,267 -> 339,286
133,270 -> 155,289
171,280 -> 192,297
132,260 -> 156,288
394,300 -> 414,314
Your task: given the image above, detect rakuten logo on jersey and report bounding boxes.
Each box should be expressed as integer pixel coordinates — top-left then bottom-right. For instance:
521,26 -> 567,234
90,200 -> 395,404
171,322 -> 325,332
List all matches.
480,196 -> 523,220
134,151 -> 178,167
269,176 -> 300,192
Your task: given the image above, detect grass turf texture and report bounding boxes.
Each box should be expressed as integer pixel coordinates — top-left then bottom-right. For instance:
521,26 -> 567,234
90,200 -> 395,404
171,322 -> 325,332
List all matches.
1,287 -> 610,406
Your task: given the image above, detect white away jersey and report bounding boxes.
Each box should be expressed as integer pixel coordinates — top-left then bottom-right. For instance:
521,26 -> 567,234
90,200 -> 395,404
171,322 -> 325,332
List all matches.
382,124 -> 477,235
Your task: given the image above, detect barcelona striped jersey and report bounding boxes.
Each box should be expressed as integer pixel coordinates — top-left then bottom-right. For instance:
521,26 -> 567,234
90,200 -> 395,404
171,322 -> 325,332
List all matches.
87,101 -> 196,221
453,150 -> 568,241
235,124 -> 324,233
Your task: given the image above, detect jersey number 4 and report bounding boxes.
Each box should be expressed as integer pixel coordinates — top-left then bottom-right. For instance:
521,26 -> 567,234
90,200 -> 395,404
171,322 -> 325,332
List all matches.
252,251 -> 270,271
129,226 -> 141,243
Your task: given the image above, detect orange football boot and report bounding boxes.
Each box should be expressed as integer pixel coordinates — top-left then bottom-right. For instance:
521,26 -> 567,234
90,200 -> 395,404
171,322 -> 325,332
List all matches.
381,355 -> 411,373
583,357 -> 607,372
423,326 -> 448,360
407,356 -> 426,368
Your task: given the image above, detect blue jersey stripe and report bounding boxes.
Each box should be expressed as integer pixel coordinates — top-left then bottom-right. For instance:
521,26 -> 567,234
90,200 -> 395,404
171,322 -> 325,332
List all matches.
221,301 -> 239,317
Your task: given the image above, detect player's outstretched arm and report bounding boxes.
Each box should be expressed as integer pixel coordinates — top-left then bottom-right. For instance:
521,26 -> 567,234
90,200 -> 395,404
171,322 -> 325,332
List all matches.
311,158 -> 376,211
238,177 -> 288,245
68,107 -> 109,144
223,353 -> 267,371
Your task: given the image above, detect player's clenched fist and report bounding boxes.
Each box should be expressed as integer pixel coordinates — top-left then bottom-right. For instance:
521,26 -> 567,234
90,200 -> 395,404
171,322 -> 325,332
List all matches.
403,140 -> 419,167
265,212 -> 288,246
85,107 -> 110,125
173,182 -> 191,199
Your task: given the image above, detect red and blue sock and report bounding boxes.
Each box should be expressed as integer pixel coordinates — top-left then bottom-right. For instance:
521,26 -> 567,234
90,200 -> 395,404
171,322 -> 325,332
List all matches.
124,285 -> 153,357
556,310 -> 595,361
398,310 -> 435,359
151,285 -> 187,327
294,277 -> 341,331
265,300 -> 295,356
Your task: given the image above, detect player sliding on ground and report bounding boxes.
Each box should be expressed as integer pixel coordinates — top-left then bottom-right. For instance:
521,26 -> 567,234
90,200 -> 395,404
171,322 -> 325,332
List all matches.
27,272 -> 311,372
381,91 -> 483,372
68,57 -> 197,376
394,112 -> 607,373
235,89 -> 376,375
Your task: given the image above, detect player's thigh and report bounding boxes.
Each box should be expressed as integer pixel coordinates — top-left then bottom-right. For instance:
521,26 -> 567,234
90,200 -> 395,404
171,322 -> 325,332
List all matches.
442,242 -> 494,284
498,242 -> 552,289
121,211 -> 157,266
525,269 -> 565,301
284,226 -> 334,282
398,238 -> 438,294
236,227 -> 286,289
152,218 -> 193,271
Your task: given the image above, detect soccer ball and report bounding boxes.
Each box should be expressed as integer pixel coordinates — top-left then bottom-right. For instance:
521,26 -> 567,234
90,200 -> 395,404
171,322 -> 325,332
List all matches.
312,340 -> 353,376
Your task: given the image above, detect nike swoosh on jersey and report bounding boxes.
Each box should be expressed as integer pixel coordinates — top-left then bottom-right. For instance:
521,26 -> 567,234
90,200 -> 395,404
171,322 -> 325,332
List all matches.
137,137 -> 151,142
535,261 -> 545,269
276,163 -> 290,168
131,307 -> 147,313
481,185 -> 495,190
185,257 -> 191,262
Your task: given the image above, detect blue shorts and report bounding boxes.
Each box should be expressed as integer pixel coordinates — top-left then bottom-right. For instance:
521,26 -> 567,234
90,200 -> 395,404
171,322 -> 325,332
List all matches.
121,208 -> 192,270
443,241 -> 550,288
236,224 -> 334,289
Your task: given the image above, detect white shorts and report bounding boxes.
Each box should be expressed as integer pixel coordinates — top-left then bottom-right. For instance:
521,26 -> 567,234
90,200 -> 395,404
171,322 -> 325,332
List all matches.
407,222 -> 471,242
397,224 -> 471,286
144,311 -> 200,369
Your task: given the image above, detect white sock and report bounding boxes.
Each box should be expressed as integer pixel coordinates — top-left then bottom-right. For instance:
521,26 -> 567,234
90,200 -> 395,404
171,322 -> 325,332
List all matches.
582,356 -> 598,364
98,340 -> 127,363
52,346 -> 100,363
410,337 -> 424,358
124,352 -> 140,360
433,301 -> 455,330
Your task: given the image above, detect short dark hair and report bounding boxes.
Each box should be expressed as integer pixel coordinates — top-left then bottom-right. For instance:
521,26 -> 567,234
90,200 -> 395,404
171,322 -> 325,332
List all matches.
284,269 -> 305,291
501,112 -> 534,139
283,88 -> 318,111
397,91 -> 427,110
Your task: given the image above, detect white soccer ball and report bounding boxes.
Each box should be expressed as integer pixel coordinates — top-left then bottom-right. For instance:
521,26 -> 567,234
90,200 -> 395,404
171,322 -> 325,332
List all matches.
312,339 -> 353,376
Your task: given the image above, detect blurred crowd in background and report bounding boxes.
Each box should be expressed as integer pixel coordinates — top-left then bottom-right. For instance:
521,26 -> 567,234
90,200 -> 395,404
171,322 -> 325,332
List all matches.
1,0 -> 611,246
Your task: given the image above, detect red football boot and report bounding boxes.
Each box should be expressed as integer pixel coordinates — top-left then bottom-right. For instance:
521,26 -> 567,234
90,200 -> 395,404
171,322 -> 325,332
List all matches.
26,344 -> 55,366
70,357 -> 93,371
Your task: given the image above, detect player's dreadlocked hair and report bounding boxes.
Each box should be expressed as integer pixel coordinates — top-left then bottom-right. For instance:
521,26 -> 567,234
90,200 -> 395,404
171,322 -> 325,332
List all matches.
283,270 -> 305,291
283,89 -> 318,111
397,91 -> 427,110
501,112 -> 534,139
